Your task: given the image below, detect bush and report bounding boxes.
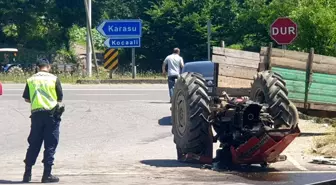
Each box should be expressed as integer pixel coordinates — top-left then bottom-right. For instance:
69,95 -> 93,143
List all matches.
53,47 -> 78,64
68,25 -> 105,51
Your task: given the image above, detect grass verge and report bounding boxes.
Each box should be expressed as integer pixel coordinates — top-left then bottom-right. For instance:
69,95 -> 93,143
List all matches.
0,70 -> 164,84
311,126 -> 336,157
299,112 -> 336,127
297,112 -> 336,157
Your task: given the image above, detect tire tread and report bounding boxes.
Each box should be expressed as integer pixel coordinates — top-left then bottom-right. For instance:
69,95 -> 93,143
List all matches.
172,72 -> 212,155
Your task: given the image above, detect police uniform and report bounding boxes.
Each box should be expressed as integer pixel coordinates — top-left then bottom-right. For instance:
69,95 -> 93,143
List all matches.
22,59 -> 63,183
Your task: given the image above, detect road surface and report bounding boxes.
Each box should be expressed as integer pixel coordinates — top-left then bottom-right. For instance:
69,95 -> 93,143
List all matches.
0,84 -> 335,185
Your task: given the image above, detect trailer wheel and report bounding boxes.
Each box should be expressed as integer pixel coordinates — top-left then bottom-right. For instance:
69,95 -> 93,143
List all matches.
171,72 -> 213,161
250,70 -> 299,129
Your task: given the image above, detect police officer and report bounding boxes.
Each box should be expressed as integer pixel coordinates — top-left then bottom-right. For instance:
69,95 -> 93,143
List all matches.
22,58 -> 63,183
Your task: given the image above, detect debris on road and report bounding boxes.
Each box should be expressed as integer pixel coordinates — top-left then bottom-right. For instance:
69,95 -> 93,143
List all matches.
311,157 -> 336,166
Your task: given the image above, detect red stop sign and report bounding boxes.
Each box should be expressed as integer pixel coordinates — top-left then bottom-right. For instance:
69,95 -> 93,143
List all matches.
270,17 -> 298,45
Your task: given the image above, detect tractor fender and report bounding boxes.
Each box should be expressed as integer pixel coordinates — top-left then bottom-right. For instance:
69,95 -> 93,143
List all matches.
4,64 -> 21,72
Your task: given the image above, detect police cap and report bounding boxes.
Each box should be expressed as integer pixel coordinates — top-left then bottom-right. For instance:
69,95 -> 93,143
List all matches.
37,58 -> 50,68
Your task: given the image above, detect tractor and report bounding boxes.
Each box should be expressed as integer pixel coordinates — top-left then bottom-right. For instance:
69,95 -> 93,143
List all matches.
0,48 -> 24,74
170,60 -> 300,169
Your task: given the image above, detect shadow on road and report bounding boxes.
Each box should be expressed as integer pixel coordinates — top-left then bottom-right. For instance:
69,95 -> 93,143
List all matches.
149,101 -> 170,104
140,159 -> 280,173
299,132 -> 329,137
140,159 -> 201,168
229,165 -> 280,173
0,180 -> 25,184
158,116 -> 172,126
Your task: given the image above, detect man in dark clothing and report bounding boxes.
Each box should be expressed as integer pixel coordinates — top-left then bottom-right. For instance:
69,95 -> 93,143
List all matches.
22,58 -> 64,183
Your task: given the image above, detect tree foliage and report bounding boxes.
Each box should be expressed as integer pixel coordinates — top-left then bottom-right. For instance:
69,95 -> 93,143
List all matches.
1,0 -> 336,71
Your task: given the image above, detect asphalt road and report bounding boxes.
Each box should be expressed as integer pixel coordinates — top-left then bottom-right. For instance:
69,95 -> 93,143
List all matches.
0,84 -> 335,185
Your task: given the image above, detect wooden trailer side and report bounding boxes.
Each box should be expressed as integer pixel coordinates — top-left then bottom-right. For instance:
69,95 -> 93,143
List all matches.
259,44 -> 336,113
212,46 -> 260,97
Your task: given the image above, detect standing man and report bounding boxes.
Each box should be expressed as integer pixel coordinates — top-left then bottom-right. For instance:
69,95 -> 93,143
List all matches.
22,58 -> 64,183
162,48 -> 184,102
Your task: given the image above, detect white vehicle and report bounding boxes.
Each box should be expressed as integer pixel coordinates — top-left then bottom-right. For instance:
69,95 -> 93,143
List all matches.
0,48 -> 24,74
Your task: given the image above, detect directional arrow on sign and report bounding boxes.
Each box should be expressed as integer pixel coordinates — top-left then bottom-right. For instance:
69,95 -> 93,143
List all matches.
97,19 -> 142,38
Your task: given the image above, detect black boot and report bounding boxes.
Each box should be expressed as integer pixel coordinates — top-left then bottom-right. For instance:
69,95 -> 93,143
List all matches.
22,166 -> 32,183
41,165 -> 59,183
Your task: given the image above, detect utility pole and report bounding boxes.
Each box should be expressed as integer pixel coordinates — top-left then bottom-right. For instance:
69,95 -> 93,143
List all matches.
86,0 -> 92,77
84,0 -> 99,76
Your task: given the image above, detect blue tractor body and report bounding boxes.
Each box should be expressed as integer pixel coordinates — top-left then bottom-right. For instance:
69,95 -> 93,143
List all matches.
1,63 -> 22,72
181,60 -> 218,95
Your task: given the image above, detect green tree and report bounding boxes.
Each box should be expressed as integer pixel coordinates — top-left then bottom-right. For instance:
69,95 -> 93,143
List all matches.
1,0 -> 336,70
289,0 -> 336,55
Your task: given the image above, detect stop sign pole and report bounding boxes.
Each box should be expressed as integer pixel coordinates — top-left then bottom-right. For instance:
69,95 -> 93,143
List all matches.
270,17 -> 298,50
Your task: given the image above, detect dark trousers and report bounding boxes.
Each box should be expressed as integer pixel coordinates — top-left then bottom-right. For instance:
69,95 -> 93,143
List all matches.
24,111 -> 60,167
168,75 -> 178,98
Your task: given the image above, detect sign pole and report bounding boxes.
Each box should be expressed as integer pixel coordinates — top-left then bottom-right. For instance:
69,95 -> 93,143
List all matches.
207,20 -> 211,61
132,48 -> 136,79
282,45 -> 287,50
86,0 -> 92,77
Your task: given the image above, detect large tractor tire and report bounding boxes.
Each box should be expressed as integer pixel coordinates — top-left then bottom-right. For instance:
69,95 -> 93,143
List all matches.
171,72 -> 213,161
7,66 -> 24,76
250,70 -> 299,129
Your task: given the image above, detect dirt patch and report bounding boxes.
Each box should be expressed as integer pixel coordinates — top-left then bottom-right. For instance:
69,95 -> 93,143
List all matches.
312,131 -> 336,157
300,114 -> 336,126
283,120 -> 335,161
296,113 -> 336,157
73,43 -> 86,56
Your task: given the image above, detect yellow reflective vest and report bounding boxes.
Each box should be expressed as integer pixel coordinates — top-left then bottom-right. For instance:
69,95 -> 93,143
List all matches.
26,72 -> 58,112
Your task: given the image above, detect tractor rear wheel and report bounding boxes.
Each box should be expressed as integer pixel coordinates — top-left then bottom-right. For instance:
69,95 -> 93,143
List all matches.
7,66 -> 24,76
250,70 -> 299,129
171,72 -> 213,162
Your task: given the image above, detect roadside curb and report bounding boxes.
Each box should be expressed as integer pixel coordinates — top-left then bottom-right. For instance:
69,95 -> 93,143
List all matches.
76,79 -> 167,84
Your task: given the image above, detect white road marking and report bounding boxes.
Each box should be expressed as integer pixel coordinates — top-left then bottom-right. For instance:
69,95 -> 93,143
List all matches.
130,100 -> 168,102
0,94 -> 21,96
57,171 -> 336,176
75,94 -> 146,96
63,100 -> 88,102
265,171 -> 336,174
1,93 -> 147,96
305,178 -> 336,185
0,99 -> 166,102
4,88 -> 167,91
57,172 -> 150,176
286,154 -> 309,171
